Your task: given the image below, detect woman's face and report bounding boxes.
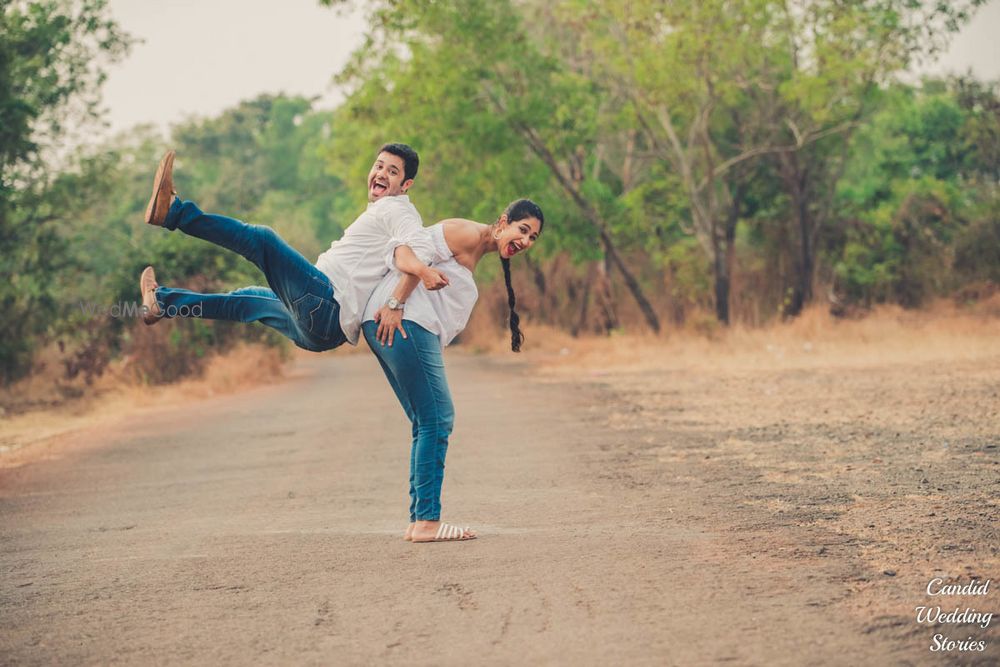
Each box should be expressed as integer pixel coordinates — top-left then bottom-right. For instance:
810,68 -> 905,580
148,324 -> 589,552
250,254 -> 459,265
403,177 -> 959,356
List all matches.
497,215 -> 542,259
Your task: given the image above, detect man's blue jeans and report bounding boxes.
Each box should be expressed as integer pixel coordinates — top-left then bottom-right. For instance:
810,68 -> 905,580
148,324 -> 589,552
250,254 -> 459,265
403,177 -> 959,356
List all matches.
362,320 -> 455,522
154,198 -> 346,352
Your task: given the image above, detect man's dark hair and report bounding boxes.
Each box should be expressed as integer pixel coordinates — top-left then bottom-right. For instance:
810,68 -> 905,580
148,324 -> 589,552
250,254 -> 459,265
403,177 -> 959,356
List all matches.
379,143 -> 419,182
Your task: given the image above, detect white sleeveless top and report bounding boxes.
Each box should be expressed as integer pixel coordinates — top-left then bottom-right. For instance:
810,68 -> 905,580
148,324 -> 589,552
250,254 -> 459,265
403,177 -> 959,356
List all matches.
362,223 -> 479,347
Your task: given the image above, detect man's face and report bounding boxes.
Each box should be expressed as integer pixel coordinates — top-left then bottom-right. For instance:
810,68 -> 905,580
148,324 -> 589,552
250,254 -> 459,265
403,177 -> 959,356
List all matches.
367,151 -> 412,202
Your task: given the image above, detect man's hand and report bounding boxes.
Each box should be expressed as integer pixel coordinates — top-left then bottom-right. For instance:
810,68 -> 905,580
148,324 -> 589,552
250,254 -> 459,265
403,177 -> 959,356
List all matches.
420,266 -> 449,291
373,305 -> 406,346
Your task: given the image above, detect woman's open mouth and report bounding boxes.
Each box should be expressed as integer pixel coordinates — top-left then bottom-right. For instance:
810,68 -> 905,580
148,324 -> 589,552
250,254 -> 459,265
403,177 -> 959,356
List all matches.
507,242 -> 519,257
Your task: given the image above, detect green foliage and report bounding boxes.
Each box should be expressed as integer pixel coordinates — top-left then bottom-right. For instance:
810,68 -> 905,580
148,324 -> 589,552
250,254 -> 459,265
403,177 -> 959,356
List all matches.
0,0 -> 132,382
834,79 -> 1000,306
326,0 -> 640,259
954,215 -> 1000,286
0,0 -> 132,176
836,176 -> 962,306
661,237 -> 712,308
3,0 -> 998,387
0,94 -> 350,387
322,0 -> 986,328
68,96 -> 351,384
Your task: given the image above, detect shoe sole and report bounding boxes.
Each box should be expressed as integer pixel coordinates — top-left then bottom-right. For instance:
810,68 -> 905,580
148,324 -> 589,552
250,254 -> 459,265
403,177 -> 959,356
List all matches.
140,266 -> 161,325
144,150 -> 175,226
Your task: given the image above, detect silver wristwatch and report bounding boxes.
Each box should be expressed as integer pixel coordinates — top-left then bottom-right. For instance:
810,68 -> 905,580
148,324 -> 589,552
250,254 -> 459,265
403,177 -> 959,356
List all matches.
386,296 -> 404,310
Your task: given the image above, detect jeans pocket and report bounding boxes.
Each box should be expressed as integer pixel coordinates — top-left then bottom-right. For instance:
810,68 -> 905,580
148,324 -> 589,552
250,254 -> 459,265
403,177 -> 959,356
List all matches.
291,293 -> 330,338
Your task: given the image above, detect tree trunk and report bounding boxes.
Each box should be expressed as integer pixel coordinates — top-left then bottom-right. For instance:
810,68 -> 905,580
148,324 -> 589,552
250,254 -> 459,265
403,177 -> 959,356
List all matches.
722,185 -> 744,325
595,257 -> 620,333
796,197 -> 815,311
512,122 -> 662,333
710,189 -> 743,326
524,253 -> 546,295
572,268 -> 593,337
598,230 -> 659,333
712,233 -> 731,326
780,153 -> 815,317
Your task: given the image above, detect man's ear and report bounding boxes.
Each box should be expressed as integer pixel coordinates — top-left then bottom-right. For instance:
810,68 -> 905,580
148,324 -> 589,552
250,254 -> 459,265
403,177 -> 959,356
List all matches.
401,178 -> 415,193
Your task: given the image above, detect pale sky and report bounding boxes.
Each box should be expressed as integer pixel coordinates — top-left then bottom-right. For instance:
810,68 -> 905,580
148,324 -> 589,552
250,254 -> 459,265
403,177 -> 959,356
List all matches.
97,0 -> 1000,139
99,0 -> 366,136
919,0 -> 1000,80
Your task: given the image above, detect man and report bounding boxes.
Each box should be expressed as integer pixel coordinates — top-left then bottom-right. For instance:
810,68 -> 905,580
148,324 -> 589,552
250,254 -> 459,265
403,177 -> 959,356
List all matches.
140,143 -> 447,352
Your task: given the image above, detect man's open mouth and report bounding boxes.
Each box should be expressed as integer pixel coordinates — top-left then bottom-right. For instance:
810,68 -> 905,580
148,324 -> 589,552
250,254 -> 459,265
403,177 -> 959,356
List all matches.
371,181 -> 388,196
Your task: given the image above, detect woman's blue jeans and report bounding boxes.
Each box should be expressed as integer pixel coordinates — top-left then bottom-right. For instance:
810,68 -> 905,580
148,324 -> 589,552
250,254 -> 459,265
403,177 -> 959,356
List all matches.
362,321 -> 455,522
154,198 -> 346,352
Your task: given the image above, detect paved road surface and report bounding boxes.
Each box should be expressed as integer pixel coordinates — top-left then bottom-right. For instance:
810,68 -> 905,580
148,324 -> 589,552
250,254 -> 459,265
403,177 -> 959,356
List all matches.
1,352 -> 921,665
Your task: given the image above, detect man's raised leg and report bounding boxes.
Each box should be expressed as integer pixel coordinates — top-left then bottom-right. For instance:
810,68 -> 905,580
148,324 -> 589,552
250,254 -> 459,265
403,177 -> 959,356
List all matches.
145,151 -> 335,324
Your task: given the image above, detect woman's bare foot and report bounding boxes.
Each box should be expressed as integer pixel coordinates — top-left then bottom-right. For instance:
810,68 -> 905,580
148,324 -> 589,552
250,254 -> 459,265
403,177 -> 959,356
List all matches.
410,520 -> 477,543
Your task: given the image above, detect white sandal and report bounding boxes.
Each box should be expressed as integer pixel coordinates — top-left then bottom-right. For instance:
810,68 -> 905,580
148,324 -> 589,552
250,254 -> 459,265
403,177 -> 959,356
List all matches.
412,522 -> 477,543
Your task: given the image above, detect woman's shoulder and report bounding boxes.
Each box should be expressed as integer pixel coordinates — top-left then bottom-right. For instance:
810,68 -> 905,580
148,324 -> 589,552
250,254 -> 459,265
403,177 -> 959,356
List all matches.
439,218 -> 483,253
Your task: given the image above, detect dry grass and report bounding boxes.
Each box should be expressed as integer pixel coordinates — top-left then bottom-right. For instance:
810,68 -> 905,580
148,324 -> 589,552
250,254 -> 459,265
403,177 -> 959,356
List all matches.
0,344 -> 286,466
4,297 -> 997,466
509,297 -> 1000,374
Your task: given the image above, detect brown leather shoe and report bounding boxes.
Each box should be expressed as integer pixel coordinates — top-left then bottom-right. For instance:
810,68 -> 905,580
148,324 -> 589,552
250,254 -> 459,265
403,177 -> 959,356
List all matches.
140,266 -> 162,325
144,150 -> 176,226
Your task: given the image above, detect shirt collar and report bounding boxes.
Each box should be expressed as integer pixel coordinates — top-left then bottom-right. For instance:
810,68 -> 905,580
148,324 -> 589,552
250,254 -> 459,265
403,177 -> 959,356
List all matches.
367,194 -> 410,208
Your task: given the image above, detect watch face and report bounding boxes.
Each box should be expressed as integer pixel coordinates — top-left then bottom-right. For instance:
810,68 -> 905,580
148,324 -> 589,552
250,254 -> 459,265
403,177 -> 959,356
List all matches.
387,297 -> 400,309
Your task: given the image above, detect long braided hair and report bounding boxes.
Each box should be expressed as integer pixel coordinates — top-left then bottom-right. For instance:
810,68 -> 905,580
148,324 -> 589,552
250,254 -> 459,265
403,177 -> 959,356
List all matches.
496,199 -> 544,352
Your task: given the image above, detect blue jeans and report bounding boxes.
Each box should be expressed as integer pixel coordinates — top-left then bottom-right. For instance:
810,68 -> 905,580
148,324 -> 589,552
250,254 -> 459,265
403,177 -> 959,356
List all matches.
362,321 -> 455,522
154,198 -> 346,352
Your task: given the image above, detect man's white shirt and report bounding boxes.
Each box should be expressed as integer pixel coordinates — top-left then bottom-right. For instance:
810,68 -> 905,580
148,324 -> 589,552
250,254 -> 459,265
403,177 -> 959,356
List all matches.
314,195 -> 433,345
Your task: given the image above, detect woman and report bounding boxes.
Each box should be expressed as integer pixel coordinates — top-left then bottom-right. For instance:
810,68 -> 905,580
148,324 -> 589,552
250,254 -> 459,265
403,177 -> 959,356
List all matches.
360,199 -> 544,543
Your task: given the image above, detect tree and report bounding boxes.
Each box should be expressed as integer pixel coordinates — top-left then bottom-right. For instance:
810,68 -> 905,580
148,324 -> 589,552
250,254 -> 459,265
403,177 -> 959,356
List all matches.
53,95 -> 351,385
323,0 -> 663,333
0,0 -> 132,382
561,0 -> 790,325
559,0 -> 984,323
768,0 -> 986,316
833,78 -> 1000,307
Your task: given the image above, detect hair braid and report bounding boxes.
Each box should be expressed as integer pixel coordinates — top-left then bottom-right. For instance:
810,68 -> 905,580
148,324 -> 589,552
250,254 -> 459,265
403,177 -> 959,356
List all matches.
500,256 -> 524,352
496,197 -> 543,352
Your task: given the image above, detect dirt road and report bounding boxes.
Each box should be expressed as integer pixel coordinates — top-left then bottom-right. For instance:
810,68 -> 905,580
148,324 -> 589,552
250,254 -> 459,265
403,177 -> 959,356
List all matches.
2,347 -> 997,665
